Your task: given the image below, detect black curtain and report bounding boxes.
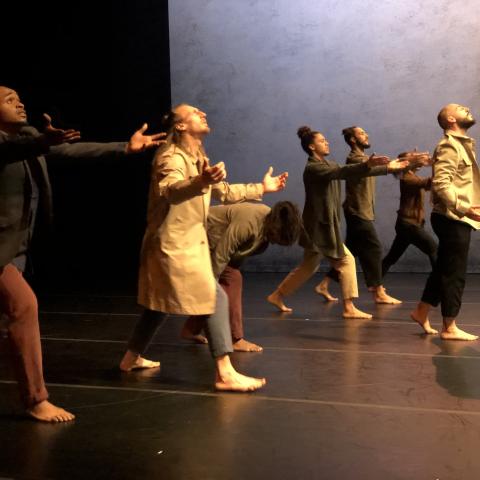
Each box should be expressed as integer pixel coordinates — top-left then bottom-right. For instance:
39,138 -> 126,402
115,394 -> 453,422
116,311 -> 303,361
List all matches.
2,1 -> 171,293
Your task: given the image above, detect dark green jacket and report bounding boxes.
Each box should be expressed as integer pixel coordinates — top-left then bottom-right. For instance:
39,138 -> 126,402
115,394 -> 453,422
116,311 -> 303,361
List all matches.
300,156 -> 385,259
0,126 -> 126,267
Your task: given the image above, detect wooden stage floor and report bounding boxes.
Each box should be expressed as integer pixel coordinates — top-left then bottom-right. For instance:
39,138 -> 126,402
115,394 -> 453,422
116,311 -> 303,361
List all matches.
2,273 -> 480,479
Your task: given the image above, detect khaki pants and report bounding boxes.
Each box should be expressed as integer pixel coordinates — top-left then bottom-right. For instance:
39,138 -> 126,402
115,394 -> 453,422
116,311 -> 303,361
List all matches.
277,245 -> 358,300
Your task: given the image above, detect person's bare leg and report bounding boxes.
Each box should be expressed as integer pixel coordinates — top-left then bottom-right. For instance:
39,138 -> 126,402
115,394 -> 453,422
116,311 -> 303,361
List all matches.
373,285 -> 402,304
233,338 -> 263,352
441,317 -> 478,341
119,349 -> 160,372
314,276 -> 338,302
214,355 -> 266,391
267,290 -> 292,312
410,301 -> 438,334
27,400 -> 75,423
342,298 -> 372,319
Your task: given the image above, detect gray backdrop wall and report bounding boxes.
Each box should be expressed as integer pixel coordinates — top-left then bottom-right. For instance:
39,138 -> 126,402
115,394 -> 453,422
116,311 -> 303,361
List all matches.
169,0 -> 480,272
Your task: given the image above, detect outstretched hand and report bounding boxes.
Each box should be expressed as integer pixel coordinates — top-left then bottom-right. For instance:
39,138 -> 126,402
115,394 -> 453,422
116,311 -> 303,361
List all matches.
398,149 -> 431,168
262,167 -> 288,193
367,154 -> 390,167
41,113 -> 81,146
386,158 -> 410,172
126,123 -> 167,153
466,205 -> 480,222
201,161 -> 227,186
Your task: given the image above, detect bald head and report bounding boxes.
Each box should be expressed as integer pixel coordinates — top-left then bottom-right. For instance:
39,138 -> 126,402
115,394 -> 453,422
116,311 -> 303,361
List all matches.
437,103 -> 475,131
437,104 -> 459,130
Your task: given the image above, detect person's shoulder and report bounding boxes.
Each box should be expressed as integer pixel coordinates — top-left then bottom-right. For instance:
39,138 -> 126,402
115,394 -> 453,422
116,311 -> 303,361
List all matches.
346,151 -> 366,163
156,143 -> 190,165
0,126 -> 40,142
19,126 -> 41,137
305,158 -> 335,169
436,131 -> 461,148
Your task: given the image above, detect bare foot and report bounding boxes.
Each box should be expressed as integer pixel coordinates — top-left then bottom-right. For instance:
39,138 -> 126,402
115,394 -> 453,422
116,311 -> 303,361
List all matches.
233,338 -> 263,352
119,351 -> 160,372
27,400 -> 75,423
215,371 -> 266,392
441,327 -> 478,341
314,282 -> 338,302
374,287 -> 402,304
181,327 -> 208,345
343,307 -> 372,319
410,311 -> 438,335
267,291 -> 292,312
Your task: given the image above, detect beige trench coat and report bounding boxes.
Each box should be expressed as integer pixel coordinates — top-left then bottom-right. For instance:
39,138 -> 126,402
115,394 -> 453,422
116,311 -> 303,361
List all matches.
138,144 -> 263,315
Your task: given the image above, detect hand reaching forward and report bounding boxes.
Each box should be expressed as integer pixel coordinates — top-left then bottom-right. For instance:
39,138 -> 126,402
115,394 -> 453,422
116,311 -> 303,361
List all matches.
466,205 -> 480,222
201,161 -> 227,186
398,149 -> 432,168
40,113 -> 81,146
126,123 -> 167,153
366,154 -> 390,167
262,167 -> 288,193
386,158 -> 410,172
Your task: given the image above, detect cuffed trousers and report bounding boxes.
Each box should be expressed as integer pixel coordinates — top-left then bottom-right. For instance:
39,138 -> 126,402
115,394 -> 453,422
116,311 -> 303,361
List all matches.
277,246 -> 358,300
421,213 -> 472,318
129,282 -> 233,358
184,266 -> 244,342
344,213 -> 383,288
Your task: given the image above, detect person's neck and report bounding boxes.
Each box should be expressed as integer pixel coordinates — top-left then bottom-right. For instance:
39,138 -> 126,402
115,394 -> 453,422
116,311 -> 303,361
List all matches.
448,124 -> 468,137
0,123 -> 21,135
180,133 -> 203,157
312,151 -> 325,162
351,144 -> 365,155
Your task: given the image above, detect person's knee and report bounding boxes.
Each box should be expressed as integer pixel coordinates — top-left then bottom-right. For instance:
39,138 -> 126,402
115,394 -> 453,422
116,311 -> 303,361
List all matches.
229,268 -> 243,288
8,293 -> 38,324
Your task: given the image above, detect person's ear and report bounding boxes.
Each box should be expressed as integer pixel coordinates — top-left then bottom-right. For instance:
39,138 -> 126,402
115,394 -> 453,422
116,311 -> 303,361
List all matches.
175,122 -> 187,132
446,115 -> 456,126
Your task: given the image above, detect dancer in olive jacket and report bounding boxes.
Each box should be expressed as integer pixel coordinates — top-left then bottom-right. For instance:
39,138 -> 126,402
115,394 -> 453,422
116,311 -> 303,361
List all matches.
268,126 -> 409,317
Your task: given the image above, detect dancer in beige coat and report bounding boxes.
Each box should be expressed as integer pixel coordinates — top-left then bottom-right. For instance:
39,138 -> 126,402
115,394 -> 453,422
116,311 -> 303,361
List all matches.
120,104 -> 287,391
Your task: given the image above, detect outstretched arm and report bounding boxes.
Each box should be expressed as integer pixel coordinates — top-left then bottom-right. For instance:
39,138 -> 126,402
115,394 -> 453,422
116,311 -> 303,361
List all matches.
48,118 -> 166,160
262,167 -> 288,193
211,166 -> 287,204
125,124 -> 167,154
0,115 -> 81,165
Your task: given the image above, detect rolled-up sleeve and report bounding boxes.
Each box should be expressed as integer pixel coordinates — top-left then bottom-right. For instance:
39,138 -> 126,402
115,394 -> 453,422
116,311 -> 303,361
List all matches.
211,182 -> 263,204
157,152 -> 208,204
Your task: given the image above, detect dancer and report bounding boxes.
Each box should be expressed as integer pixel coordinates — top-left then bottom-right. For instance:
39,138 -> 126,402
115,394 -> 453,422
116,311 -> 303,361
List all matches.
382,152 -> 437,277
0,85 -> 166,422
324,127 -> 409,304
181,201 -> 303,351
411,104 -> 480,340
267,126 -> 409,317
119,104 -> 288,390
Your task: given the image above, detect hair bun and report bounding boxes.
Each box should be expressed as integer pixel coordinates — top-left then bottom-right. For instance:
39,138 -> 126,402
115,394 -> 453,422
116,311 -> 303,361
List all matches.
297,126 -> 312,139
